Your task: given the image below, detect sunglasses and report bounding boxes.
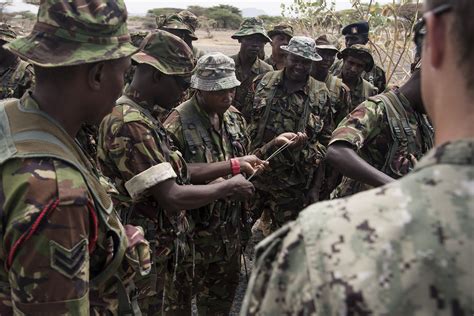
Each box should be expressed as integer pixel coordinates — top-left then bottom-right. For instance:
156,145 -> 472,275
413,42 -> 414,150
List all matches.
414,3 -> 452,44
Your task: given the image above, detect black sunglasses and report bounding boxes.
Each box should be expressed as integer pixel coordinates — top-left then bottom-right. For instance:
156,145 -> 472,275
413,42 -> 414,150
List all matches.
414,3 -> 453,44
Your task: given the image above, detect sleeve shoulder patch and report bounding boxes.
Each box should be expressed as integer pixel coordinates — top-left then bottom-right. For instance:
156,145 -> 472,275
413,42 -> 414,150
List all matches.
50,238 -> 88,279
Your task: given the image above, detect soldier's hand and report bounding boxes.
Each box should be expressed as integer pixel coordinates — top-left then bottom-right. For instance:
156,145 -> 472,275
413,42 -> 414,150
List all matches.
273,132 -> 308,148
237,155 -> 268,176
227,174 -> 256,200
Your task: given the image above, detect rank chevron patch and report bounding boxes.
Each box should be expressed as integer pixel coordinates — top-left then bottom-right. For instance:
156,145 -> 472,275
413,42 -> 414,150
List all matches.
50,238 -> 89,279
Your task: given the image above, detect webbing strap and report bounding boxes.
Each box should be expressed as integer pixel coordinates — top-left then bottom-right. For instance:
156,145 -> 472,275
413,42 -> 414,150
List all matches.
0,102 -> 16,163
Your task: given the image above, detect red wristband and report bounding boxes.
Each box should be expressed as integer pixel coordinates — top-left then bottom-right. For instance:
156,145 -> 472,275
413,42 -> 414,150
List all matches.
230,158 -> 241,176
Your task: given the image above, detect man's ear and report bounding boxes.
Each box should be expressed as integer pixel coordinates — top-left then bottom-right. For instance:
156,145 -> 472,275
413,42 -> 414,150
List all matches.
88,61 -> 106,91
426,13 -> 447,69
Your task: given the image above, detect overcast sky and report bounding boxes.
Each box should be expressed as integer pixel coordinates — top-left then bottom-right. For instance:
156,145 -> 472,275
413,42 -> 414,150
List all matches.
6,0 -> 394,16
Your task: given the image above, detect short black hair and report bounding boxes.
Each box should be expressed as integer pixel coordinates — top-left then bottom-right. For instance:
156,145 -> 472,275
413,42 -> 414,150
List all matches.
426,0 -> 474,90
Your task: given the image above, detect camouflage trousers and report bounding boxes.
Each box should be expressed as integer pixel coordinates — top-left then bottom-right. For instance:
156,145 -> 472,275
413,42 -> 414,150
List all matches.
136,257 -> 167,315
254,186 -> 309,233
331,176 -> 373,199
162,234 -> 241,316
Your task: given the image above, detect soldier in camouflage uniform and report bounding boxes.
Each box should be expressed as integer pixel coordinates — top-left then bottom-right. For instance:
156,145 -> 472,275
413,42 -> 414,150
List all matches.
0,24 -> 34,99
164,52 -> 303,315
310,34 -> 352,200
311,34 -> 351,127
241,2 -> 473,313
247,36 -> 332,233
330,21 -> 387,92
157,10 -> 206,60
230,18 -> 273,120
0,0 -> 151,314
265,24 -> 294,70
97,31 -> 264,315
327,67 -> 434,198
337,44 -> 378,108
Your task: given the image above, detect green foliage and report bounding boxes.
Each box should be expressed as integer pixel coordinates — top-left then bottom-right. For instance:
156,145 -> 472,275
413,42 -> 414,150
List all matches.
207,7 -> 242,29
187,5 -> 207,17
281,0 -> 422,85
147,7 -> 181,17
148,4 -> 243,30
258,15 -> 284,27
211,4 -> 242,16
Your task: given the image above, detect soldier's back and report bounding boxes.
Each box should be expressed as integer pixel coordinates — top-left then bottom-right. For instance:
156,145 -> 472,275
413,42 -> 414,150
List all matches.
242,139 -> 474,315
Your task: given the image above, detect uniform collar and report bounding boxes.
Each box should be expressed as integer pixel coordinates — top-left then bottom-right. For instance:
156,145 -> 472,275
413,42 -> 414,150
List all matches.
278,70 -> 312,95
414,139 -> 474,171
235,53 -> 264,75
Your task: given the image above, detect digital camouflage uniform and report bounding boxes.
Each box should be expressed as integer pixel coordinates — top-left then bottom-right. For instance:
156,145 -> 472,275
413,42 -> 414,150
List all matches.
247,37 -> 332,231
331,89 -> 434,198
164,53 -> 247,315
97,30 -> 195,315
0,1 -> 150,314
264,24 -> 294,70
0,24 -> 35,99
230,18 -> 273,119
241,139 -> 474,315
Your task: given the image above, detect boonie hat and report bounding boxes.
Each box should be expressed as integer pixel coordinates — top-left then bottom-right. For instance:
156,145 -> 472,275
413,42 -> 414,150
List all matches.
190,52 -> 241,91
338,44 -> 374,72
280,36 -> 322,62
231,18 -> 271,42
0,24 -> 17,43
315,34 -> 340,52
6,0 -> 138,67
267,24 -> 294,39
132,30 -> 195,76
157,10 -> 199,41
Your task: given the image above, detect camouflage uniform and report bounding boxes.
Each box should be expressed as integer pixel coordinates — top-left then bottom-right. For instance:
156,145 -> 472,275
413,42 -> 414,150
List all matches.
314,35 -> 352,127
0,1 -> 149,314
241,139 -> 474,315
230,18 -> 273,119
336,44 -> 378,108
164,53 -> 247,315
331,89 -> 434,198
157,10 -> 205,60
332,58 -> 387,92
97,30 -> 195,315
264,24 -> 294,70
0,24 -> 34,99
331,21 -> 386,92
158,11 -> 204,105
247,37 -> 332,230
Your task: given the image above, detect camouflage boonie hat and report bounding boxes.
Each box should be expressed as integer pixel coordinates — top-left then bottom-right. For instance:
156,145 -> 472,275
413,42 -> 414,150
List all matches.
132,30 -> 195,76
190,52 -> 241,91
5,0 -> 138,67
231,18 -> 271,42
338,44 -> 374,72
267,24 -> 294,39
157,10 -> 198,40
280,36 -> 322,62
315,34 -> 340,52
0,24 -> 17,43
130,31 -> 149,48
